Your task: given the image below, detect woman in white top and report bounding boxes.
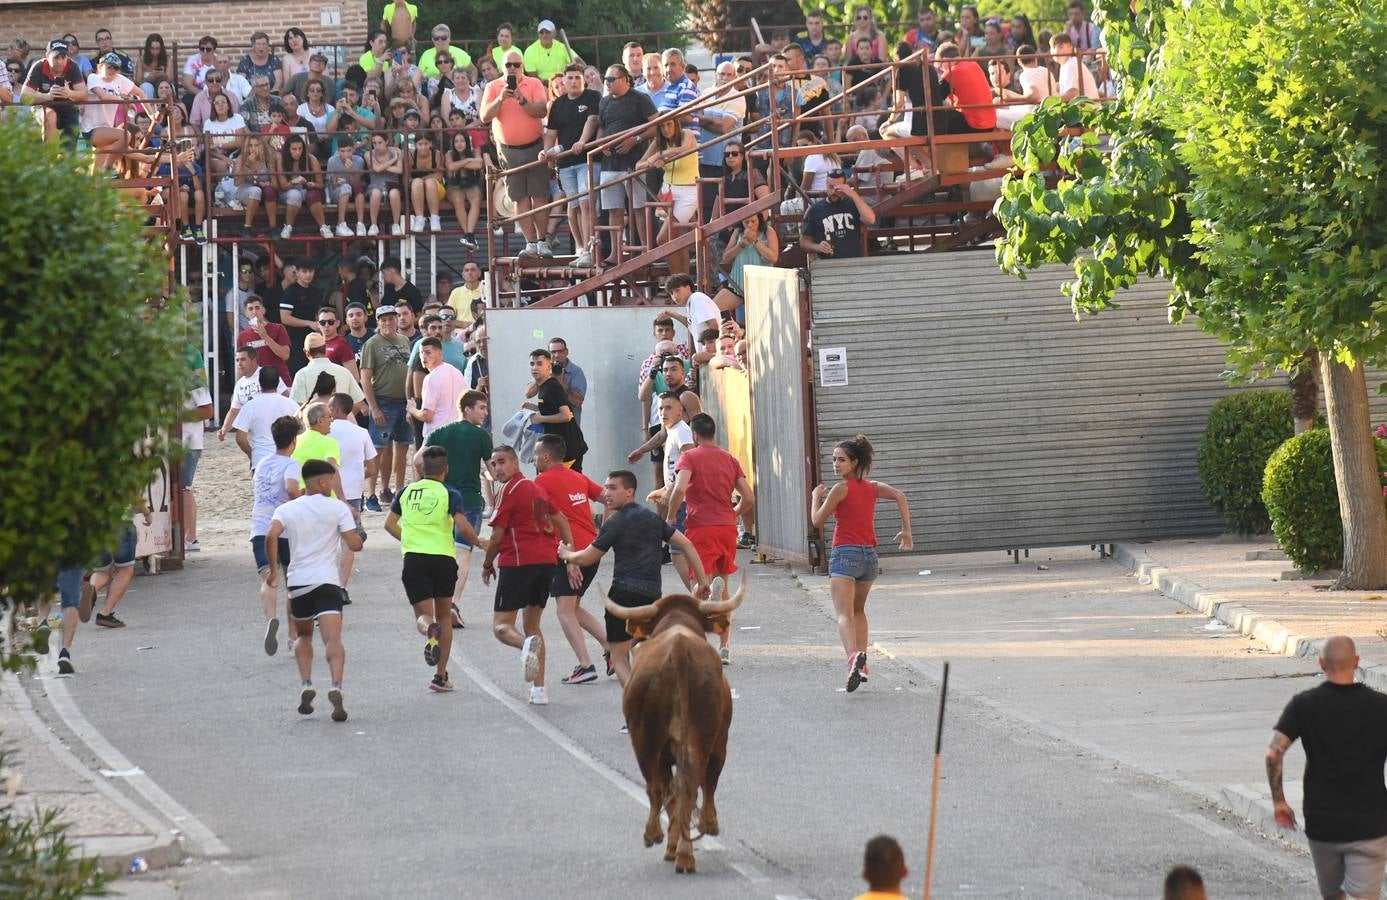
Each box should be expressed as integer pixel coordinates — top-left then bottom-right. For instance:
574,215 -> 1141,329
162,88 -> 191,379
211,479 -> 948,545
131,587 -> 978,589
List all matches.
297,78 -> 332,132
83,55 -> 146,168
994,46 -> 1056,129
202,91 -> 246,177
281,28 -> 312,79
798,132 -> 841,196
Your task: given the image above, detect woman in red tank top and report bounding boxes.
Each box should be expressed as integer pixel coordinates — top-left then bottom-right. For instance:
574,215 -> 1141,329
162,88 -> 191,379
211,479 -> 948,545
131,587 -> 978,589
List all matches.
810,434 -> 913,693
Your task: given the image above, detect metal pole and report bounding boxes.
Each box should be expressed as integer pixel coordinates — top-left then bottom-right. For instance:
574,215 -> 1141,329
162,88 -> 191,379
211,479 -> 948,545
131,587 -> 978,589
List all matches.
923,661 -> 950,900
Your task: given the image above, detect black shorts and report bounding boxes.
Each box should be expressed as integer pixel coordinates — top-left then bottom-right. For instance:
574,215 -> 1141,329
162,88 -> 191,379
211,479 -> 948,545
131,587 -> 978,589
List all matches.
289,584 -> 345,620
604,585 -> 659,645
550,561 -> 599,599
648,424 -> 664,462
402,552 -> 458,606
495,563 -> 555,613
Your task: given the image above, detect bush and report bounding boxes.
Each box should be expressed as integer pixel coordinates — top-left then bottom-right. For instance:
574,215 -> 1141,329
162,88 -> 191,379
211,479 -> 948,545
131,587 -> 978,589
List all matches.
1262,429 -> 1387,573
0,120 -> 189,648
0,744 -> 111,897
1197,390 -> 1294,535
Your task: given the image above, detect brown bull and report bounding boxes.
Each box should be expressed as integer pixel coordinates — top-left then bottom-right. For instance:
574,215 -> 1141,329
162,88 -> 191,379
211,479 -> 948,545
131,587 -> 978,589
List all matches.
604,578 -> 745,874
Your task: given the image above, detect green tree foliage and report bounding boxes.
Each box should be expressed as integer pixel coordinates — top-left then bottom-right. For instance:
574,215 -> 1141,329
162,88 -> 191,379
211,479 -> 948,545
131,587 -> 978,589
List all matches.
0,120 -> 189,663
367,0 -> 685,68
1197,391 -> 1294,535
1262,431 -> 1387,574
995,0 -> 1387,586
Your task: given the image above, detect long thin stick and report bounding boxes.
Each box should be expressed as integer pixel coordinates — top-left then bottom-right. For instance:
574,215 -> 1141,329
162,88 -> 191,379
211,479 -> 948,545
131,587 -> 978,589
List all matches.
923,661 -> 949,900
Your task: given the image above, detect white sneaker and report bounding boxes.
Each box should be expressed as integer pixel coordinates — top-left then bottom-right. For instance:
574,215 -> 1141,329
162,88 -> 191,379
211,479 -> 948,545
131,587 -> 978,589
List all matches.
410,215 -> 426,232
367,224 -> 380,236
319,224 -> 334,239
520,634 -> 542,684
429,214 -> 442,232
336,222 -> 354,237
709,575 -> 726,601
529,686 -> 549,706
536,240 -> 554,258
280,224 -> 293,239
356,222 -> 368,237
391,224 -> 404,236
572,249 -> 593,268
518,242 -> 538,258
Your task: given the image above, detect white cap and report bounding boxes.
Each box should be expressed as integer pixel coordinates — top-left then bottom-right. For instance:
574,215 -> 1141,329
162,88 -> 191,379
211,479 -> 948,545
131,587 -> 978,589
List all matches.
537,19 -> 556,33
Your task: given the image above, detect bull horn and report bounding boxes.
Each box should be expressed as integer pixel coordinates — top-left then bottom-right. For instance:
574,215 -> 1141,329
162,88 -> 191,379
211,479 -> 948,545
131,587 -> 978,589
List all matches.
601,582 -> 661,622
699,573 -> 747,615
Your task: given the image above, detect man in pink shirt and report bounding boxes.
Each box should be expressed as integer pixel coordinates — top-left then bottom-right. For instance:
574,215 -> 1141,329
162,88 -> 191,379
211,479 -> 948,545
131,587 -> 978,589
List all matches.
480,48 -> 551,257
410,337 -> 467,438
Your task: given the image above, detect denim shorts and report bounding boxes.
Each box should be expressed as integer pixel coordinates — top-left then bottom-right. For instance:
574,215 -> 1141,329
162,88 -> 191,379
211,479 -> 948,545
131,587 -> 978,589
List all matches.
250,535 -> 292,572
453,505 -> 484,549
557,163 -> 592,209
668,503 -> 687,555
828,544 -> 879,583
95,521 -> 139,569
182,448 -> 202,488
368,397 -> 413,448
54,566 -> 85,609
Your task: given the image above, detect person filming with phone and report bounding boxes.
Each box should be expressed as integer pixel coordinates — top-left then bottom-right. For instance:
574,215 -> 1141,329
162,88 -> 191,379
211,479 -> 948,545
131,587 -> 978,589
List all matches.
800,166 -> 876,260
480,49 -> 550,258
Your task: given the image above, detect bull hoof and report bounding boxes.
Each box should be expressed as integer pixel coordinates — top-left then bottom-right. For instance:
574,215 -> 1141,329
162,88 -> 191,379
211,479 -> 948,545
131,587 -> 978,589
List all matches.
697,816 -> 720,836
675,855 -> 696,874
663,845 -> 677,861
643,828 -> 663,848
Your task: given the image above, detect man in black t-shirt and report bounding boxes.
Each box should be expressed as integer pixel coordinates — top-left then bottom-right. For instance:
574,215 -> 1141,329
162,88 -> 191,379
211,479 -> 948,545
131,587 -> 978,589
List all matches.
525,349 -> 586,471
596,65 -> 658,263
381,256 -> 423,314
1268,635 -> 1387,900
278,258 -> 322,375
22,40 -> 88,141
800,168 -> 878,260
545,64 -> 602,267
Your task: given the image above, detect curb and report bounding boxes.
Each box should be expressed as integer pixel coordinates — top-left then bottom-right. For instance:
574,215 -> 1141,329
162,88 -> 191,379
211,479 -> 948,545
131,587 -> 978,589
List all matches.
1112,543 -> 1387,693
0,670 -> 184,874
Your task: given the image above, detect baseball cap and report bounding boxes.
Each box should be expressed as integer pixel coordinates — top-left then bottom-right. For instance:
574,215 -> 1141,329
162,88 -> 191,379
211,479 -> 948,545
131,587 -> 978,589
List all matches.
303,333 -> 326,351
99,51 -> 123,68
345,301 -> 367,312
47,39 -> 70,54
538,19 -> 556,33
376,305 -> 399,317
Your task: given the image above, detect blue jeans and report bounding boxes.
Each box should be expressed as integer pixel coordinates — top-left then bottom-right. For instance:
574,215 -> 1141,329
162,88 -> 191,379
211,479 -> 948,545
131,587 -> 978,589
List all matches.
453,505 -> 484,549
828,544 -> 879,583
95,521 -> 138,568
368,397 -> 413,448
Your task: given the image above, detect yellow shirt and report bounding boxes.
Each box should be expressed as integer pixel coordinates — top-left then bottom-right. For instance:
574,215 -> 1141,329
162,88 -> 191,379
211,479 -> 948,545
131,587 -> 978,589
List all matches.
663,141 -> 699,186
419,44 -> 472,78
447,285 -> 484,322
523,40 -> 572,82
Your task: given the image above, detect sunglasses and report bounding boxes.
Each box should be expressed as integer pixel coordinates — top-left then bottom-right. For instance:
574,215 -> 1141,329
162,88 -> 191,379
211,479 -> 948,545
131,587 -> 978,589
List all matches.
827,167 -> 851,178
433,35 -> 448,41
725,150 -> 743,156
439,314 -> 456,321
206,76 -> 223,83
603,75 -> 623,83
201,45 -> 216,52
505,62 -> 523,69
318,319 -> 337,325
856,13 -> 871,19
239,267 -> 253,274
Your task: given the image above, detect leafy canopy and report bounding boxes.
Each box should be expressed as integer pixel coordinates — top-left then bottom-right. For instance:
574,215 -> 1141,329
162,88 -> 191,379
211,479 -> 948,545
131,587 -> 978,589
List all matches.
996,0 -> 1387,377
0,120 -> 190,626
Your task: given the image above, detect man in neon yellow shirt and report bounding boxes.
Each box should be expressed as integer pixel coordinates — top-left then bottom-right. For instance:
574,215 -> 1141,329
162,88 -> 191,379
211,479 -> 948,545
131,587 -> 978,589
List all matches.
292,404 -> 344,498
524,20 -> 572,82
384,446 -> 486,692
853,835 -> 908,900
419,23 -> 472,78
378,0 -> 417,51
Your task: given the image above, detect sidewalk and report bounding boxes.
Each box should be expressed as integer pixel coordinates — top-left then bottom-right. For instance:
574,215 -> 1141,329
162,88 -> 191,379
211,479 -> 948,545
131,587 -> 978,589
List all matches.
1114,538 -> 1387,689
789,547 -> 1319,857
0,667 -> 183,881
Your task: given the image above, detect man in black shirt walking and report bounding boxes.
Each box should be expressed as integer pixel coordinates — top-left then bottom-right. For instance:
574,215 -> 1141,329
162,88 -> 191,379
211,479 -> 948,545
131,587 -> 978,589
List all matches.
1267,635 -> 1387,900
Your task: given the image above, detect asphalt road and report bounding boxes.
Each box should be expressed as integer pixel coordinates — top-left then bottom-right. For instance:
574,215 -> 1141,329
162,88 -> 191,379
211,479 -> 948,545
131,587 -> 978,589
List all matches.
28,522 -> 1318,899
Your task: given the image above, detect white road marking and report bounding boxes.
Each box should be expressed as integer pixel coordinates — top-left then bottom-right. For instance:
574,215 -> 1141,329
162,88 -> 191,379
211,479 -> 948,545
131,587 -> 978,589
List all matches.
39,659 -> 231,856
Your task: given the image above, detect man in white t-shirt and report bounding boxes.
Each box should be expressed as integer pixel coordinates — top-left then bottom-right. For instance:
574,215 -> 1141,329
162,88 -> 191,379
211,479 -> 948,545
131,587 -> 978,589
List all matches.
251,415 -> 302,657
219,347 -> 289,440
663,273 -> 721,346
266,459 -> 363,723
233,366 -> 301,472
180,386 -> 214,551
1051,34 -> 1101,102
329,393 -> 377,587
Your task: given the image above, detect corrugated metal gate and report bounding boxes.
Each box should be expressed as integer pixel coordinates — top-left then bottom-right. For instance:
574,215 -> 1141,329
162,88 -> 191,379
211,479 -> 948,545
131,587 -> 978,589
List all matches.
808,251 -> 1387,555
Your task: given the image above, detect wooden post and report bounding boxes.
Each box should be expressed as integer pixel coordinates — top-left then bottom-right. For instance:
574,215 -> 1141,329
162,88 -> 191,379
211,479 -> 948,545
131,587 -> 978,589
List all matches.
924,661 -> 949,900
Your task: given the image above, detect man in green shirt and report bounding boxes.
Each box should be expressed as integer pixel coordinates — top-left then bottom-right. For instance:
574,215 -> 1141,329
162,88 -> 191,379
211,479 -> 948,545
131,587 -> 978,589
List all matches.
524,21 -> 572,82
425,389 -> 492,626
360,305 -> 413,509
384,446 -> 486,692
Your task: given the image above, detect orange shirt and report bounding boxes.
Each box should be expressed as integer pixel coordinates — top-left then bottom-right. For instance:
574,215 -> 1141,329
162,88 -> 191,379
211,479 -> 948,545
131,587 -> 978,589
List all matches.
483,75 -> 546,147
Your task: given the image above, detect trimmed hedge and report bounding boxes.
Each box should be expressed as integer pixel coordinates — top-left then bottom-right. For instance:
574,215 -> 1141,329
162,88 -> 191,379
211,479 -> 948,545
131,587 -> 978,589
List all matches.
1197,390 -> 1294,534
1262,429 -> 1387,573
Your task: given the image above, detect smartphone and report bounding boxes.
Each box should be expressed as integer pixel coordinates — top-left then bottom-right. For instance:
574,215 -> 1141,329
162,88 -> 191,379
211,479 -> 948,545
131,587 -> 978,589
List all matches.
506,74 -> 517,91
175,138 -> 193,152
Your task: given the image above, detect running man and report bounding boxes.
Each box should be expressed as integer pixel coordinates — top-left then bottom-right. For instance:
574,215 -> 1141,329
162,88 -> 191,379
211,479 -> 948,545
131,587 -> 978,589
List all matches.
533,434 -> 609,685
558,470 -> 710,692
664,413 -> 755,665
480,445 -> 576,706
424,389 -> 493,629
810,434 -> 912,692
383,446 -> 487,692
43,566 -> 86,674
249,416 -> 302,655
265,459 -> 364,722
84,499 -> 152,628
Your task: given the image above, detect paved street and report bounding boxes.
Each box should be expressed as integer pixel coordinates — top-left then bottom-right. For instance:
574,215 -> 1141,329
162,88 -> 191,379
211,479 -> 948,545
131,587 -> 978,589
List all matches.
20,494 -> 1329,900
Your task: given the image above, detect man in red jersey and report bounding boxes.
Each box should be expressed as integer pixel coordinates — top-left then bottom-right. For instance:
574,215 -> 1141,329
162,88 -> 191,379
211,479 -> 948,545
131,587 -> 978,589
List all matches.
481,444 -> 574,706
533,435 -> 611,685
664,413 -> 755,666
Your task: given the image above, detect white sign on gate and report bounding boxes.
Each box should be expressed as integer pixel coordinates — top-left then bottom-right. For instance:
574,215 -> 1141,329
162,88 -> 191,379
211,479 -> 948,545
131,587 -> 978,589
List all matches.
818,347 -> 849,387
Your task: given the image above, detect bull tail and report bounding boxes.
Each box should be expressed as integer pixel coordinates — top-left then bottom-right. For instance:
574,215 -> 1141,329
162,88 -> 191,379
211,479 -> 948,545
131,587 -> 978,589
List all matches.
668,639 -> 689,747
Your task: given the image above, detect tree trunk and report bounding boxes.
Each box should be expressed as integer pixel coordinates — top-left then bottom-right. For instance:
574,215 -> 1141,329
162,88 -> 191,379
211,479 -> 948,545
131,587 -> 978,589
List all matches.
1289,348 -> 1319,434
1320,354 -> 1387,589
